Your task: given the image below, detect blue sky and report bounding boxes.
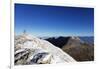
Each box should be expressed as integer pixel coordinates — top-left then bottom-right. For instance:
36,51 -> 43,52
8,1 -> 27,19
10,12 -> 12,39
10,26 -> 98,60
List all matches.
15,4 -> 94,37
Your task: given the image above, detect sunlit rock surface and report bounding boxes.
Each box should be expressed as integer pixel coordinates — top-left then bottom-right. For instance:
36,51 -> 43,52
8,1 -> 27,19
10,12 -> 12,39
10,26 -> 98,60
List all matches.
15,34 -> 76,65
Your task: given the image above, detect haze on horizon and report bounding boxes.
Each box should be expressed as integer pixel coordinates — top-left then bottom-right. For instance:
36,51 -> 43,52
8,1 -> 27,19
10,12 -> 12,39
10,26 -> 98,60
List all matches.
15,4 -> 94,37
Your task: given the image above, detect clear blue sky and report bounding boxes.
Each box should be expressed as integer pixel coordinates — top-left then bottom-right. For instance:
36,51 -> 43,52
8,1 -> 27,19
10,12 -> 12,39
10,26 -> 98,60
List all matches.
15,4 -> 94,37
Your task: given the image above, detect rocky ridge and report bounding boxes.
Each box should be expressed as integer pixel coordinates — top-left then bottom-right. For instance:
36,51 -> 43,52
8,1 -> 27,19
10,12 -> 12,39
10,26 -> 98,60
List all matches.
14,34 -> 76,65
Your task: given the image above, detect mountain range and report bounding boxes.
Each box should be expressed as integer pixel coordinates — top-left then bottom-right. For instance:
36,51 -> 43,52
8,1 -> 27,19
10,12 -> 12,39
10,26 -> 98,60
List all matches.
43,36 -> 94,61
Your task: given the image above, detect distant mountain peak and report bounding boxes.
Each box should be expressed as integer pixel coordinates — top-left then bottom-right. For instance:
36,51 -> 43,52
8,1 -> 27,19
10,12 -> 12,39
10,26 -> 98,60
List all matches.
71,36 -> 80,40
62,36 -> 84,49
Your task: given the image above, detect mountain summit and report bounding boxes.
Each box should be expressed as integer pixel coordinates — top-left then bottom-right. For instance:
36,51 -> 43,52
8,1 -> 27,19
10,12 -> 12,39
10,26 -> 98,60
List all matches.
15,34 -> 76,65
63,36 -> 83,48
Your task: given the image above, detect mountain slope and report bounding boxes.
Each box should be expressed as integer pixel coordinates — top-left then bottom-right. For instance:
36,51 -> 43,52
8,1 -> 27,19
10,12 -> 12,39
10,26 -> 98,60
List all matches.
45,36 -> 70,48
62,36 -> 83,49
62,36 -> 94,61
15,34 -> 76,65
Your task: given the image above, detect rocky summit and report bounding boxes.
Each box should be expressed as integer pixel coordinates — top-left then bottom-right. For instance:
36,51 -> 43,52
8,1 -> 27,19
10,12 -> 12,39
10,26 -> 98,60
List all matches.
14,34 -> 76,65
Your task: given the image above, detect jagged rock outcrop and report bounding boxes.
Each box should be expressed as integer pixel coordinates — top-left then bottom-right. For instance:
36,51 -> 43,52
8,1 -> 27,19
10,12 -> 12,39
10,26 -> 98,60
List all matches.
15,34 -> 76,65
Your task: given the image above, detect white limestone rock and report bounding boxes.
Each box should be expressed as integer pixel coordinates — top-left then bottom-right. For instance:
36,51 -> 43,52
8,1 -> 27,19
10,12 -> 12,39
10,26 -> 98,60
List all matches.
15,34 -> 76,65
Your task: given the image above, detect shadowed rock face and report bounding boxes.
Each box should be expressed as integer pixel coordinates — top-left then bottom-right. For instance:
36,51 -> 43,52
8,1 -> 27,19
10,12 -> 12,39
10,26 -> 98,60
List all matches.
15,48 -> 52,65
30,52 -> 52,64
14,34 -> 76,65
46,37 -> 70,48
45,36 -> 83,48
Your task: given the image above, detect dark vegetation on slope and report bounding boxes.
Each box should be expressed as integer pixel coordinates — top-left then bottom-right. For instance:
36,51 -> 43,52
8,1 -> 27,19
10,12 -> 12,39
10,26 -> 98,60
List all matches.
45,36 -> 70,48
